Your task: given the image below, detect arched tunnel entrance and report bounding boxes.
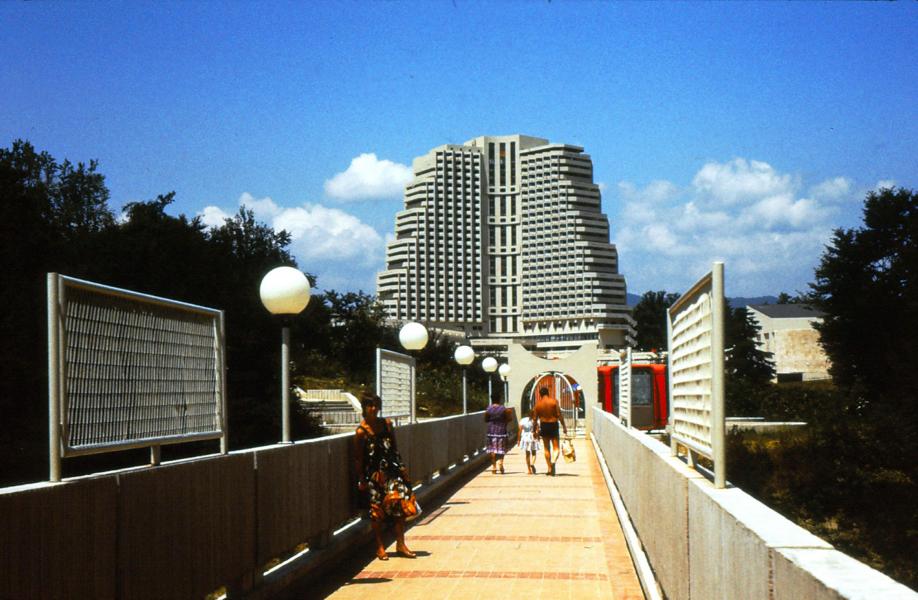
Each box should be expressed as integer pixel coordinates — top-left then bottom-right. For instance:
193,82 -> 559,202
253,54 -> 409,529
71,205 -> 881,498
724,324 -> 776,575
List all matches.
520,371 -> 586,433
504,341 -> 599,436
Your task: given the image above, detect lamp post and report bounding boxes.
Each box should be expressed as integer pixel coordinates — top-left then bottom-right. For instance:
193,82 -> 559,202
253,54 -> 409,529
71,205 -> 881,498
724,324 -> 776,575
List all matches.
454,345 -> 475,414
260,266 -> 311,443
481,356 -> 498,402
399,321 -> 428,423
498,362 -> 511,406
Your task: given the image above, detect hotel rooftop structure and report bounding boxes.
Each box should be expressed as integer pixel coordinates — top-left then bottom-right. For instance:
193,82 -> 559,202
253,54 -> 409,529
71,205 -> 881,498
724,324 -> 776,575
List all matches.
376,134 -> 634,353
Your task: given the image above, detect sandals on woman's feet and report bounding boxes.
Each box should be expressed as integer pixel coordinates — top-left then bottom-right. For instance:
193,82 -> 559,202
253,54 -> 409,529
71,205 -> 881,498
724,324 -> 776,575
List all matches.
396,545 -> 416,558
376,548 -> 389,561
499,464 -> 505,474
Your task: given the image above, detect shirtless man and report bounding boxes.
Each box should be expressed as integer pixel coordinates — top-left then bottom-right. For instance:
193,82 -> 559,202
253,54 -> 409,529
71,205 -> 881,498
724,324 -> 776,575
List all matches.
534,386 -> 567,476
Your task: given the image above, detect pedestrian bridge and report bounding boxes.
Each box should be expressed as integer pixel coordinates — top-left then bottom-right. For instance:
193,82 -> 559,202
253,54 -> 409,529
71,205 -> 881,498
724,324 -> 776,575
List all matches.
1,410 -> 914,600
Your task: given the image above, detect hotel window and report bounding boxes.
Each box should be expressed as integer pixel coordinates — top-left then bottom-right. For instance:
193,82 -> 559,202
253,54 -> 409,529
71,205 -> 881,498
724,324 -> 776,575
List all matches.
488,143 -> 495,185
499,143 -> 506,186
510,142 -> 516,185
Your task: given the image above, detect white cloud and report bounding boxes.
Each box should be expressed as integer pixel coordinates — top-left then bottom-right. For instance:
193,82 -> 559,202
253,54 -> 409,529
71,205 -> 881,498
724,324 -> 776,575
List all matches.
618,180 -> 679,205
197,193 -> 386,291
613,158 -> 847,296
692,158 -> 796,205
810,177 -> 851,200
875,179 -> 897,191
199,205 -> 232,228
324,153 -> 412,201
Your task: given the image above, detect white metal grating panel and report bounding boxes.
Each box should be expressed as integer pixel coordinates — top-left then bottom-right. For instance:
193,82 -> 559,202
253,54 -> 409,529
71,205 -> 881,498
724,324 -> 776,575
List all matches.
49,274 -> 226,461
619,347 -> 632,426
376,348 -> 414,421
666,263 -> 726,487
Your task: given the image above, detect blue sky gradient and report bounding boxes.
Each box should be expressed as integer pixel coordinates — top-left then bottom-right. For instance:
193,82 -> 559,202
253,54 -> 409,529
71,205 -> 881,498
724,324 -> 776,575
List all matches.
3,2 -> 915,296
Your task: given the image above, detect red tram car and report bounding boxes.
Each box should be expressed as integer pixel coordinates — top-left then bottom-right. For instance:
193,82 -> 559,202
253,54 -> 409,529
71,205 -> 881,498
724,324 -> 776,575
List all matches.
597,363 -> 668,430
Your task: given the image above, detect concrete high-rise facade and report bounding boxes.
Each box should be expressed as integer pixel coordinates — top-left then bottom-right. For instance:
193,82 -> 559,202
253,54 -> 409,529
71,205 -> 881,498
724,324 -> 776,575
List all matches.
377,134 -> 633,352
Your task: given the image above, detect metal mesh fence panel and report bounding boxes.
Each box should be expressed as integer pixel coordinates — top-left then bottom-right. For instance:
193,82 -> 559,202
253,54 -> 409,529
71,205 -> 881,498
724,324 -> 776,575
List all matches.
375,348 -> 414,421
50,275 -> 226,459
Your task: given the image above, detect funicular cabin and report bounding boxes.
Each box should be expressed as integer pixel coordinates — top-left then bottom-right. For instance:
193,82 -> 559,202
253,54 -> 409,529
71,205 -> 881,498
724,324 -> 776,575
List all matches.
597,358 -> 668,431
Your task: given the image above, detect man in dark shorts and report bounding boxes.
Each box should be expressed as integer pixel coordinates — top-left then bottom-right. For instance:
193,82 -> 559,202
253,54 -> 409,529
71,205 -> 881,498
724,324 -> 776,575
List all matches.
534,386 -> 567,475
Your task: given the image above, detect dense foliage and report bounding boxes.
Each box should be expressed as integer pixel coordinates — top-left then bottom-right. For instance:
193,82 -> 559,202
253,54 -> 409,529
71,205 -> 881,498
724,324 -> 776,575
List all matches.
631,290 -> 679,351
807,187 -> 918,470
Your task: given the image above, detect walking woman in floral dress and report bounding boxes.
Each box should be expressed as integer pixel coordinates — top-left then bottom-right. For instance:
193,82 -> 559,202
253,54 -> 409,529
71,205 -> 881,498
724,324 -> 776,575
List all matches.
354,392 -> 417,560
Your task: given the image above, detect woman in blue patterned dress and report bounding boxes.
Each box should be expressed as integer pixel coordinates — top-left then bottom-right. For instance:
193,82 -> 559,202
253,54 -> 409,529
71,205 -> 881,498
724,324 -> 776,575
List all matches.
484,389 -> 513,474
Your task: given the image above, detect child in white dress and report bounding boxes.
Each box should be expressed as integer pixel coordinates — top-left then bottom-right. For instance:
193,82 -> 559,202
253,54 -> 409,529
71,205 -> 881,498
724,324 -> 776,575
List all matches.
517,413 -> 541,474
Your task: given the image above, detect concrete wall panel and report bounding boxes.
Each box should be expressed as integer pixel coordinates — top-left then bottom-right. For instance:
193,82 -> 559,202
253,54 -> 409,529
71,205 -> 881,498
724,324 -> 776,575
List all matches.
774,548 -> 918,600
0,477 -> 118,600
117,453 -> 256,600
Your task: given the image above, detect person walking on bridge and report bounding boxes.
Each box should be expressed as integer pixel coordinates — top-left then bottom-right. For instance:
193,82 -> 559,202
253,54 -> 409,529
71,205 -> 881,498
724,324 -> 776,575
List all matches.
485,388 -> 513,474
354,392 -> 417,560
534,386 -> 567,476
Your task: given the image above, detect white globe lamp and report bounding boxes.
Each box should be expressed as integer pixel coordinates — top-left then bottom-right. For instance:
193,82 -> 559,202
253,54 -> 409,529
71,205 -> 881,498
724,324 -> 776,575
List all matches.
454,345 -> 475,365
454,345 -> 475,414
481,356 -> 498,373
259,266 -> 311,444
399,322 -> 429,351
259,266 -> 311,315
498,363 -> 512,406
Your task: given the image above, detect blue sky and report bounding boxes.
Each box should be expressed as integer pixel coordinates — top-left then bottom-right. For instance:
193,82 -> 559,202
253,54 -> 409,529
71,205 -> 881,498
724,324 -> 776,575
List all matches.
2,2 -> 915,297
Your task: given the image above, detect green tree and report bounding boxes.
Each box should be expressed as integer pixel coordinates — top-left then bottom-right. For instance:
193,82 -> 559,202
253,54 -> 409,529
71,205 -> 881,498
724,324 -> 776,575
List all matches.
724,306 -> 775,416
808,187 -> 917,463
632,290 -> 679,350
318,290 -> 396,384
725,306 -> 775,384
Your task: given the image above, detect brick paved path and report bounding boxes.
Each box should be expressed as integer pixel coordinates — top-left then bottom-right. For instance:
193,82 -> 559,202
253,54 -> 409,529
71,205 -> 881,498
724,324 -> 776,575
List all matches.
322,438 -> 644,599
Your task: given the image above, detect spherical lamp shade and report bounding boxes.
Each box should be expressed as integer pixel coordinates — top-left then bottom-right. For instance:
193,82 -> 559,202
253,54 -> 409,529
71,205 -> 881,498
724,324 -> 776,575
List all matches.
454,345 -> 475,366
498,363 -> 512,379
399,322 -> 429,350
481,356 -> 498,373
259,266 -> 311,315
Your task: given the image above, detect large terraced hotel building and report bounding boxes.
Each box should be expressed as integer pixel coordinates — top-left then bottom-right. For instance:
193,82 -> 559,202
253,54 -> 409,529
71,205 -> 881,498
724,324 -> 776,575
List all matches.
376,134 -> 634,353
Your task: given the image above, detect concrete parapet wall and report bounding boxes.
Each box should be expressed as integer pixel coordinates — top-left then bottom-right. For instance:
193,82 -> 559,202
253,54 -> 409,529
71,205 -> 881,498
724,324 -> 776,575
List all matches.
0,411 -> 488,600
591,408 -> 917,600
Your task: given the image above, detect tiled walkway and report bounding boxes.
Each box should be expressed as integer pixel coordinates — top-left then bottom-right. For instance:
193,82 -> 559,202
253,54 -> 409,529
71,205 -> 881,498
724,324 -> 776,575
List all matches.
322,438 -> 645,599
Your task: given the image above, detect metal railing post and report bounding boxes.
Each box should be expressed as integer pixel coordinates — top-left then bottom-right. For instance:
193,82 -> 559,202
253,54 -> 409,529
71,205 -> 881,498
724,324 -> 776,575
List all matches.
711,262 -> 726,488
48,273 -> 61,482
281,325 -> 291,443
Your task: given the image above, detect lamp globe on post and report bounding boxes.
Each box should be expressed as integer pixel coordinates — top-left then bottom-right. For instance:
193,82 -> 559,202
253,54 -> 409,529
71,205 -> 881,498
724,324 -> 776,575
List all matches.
399,321 -> 429,351
498,363 -> 512,406
454,345 -> 475,415
481,356 -> 498,403
398,321 -> 428,423
259,266 -> 311,443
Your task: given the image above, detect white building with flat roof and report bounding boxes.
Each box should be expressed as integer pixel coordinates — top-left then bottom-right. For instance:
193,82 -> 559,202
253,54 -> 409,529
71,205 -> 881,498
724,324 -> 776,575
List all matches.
377,134 -> 633,353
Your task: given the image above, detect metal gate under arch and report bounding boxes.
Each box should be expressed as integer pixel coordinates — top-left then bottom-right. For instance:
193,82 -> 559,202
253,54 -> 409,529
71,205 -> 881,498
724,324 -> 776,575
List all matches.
522,371 -> 585,433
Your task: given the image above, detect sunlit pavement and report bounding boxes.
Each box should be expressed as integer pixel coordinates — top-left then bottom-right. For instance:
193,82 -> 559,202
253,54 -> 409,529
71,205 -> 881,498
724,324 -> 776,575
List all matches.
311,438 -> 644,599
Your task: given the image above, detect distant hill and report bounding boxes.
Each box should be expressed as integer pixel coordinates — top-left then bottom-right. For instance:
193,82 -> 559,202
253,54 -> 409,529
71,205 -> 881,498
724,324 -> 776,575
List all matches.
727,296 -> 778,309
625,292 -> 778,308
